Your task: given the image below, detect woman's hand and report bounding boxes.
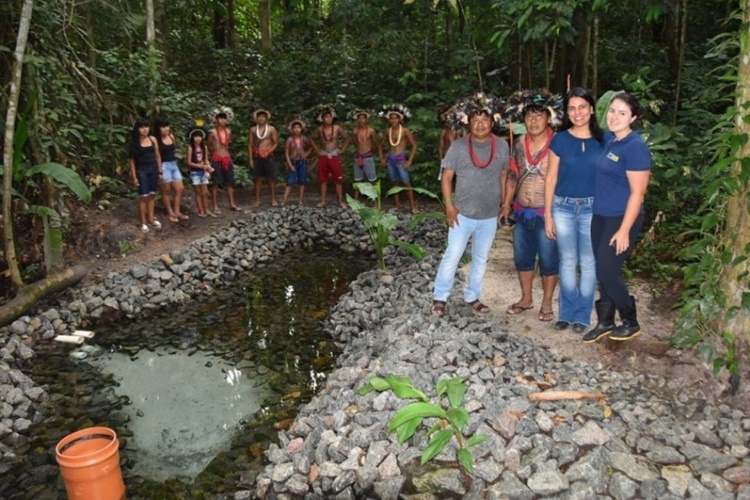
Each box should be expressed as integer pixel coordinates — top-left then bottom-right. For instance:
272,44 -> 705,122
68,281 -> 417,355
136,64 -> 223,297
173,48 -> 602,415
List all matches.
544,215 -> 556,240
609,229 -> 630,255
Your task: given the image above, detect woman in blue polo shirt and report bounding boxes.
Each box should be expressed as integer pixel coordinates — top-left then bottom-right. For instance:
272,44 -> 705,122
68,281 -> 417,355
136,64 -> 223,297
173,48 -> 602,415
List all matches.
584,92 -> 651,342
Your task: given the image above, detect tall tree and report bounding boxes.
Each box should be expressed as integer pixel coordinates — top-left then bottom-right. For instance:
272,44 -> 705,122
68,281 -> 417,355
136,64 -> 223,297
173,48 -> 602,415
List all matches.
260,0 -> 272,53
717,0 -> 750,346
3,0 -> 34,289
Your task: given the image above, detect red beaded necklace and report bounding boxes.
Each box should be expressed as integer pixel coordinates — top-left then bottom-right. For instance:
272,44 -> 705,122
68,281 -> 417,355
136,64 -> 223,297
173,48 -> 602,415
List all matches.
524,128 -> 553,166
468,134 -> 497,168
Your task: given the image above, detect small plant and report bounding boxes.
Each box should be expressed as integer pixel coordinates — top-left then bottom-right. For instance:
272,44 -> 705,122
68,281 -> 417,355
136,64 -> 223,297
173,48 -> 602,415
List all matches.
357,375 -> 488,475
347,181 -> 437,270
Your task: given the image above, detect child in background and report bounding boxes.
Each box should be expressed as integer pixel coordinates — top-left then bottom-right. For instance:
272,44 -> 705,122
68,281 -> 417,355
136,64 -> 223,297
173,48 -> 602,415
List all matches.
283,116 -> 312,206
186,125 -> 215,217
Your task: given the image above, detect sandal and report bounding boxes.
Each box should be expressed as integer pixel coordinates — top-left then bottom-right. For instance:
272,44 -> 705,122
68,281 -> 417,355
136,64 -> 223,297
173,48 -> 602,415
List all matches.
231,205 -> 241,211
506,303 -> 533,315
469,300 -> 490,314
431,300 -> 446,317
168,216 -> 179,223
538,308 -> 555,322
178,214 -> 189,220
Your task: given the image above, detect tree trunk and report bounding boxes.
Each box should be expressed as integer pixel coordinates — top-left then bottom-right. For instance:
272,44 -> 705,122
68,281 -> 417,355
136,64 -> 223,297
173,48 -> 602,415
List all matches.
593,14 -> 600,97
718,0 -> 750,342
146,0 -> 156,108
260,0 -> 272,54
580,23 -> 591,89
0,264 -> 88,328
672,0 -> 687,126
213,0 -> 227,49
3,0 -> 34,290
227,0 -> 236,49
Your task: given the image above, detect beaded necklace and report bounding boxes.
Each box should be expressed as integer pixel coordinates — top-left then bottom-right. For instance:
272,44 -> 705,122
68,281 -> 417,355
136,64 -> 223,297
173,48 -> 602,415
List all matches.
356,127 -> 369,145
388,125 -> 403,147
216,127 -> 229,147
255,124 -> 269,140
524,128 -> 553,166
321,125 -> 335,144
468,134 -> 496,168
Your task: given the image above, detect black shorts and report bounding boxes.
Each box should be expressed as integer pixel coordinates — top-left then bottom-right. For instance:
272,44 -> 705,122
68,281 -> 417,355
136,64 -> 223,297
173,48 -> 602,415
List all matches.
212,161 -> 235,185
254,155 -> 277,178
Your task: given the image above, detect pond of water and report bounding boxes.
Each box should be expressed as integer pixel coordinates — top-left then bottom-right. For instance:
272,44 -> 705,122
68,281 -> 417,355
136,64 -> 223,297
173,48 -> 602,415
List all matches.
1,248 -> 371,499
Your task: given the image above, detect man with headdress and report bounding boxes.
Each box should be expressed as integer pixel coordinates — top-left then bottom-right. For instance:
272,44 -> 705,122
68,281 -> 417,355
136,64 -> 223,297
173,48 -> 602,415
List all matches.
379,104 -> 418,212
311,105 -> 350,208
502,91 -> 560,323
431,93 -> 509,317
282,115 -> 313,206
208,107 -> 240,213
349,109 -> 382,200
248,107 -> 280,207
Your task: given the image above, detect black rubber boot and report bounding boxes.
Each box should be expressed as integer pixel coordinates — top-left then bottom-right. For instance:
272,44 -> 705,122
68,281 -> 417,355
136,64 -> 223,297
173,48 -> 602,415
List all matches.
583,300 -> 616,343
610,296 -> 641,341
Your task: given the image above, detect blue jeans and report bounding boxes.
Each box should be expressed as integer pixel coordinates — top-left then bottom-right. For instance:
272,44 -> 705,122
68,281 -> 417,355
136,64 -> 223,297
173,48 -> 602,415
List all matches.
552,196 -> 595,325
513,214 -> 558,275
433,214 -> 497,303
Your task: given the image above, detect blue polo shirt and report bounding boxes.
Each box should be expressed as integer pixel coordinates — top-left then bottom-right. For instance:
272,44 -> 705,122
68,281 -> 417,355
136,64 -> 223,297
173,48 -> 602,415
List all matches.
593,131 -> 651,216
549,130 -> 603,198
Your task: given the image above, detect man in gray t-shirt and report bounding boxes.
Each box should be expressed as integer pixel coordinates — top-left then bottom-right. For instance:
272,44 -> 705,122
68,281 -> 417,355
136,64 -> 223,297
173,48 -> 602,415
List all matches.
431,101 -> 509,316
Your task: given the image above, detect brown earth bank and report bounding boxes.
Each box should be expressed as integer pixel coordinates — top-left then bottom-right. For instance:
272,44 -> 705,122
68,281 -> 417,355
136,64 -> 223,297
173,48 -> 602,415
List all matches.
6,184 -> 750,413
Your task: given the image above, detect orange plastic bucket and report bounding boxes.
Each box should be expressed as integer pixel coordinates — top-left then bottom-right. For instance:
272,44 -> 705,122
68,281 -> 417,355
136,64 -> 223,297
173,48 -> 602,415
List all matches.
55,427 -> 126,500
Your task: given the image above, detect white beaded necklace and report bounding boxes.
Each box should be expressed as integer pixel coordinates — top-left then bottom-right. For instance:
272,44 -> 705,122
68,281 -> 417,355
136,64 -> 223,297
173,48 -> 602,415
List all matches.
255,124 -> 269,140
388,125 -> 402,147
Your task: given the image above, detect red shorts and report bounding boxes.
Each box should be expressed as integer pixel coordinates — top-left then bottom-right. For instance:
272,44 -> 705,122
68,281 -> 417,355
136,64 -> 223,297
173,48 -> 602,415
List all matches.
318,154 -> 343,183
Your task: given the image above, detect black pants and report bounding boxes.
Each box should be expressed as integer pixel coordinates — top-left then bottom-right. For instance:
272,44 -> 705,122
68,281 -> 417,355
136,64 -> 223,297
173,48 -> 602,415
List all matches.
591,213 -> 644,309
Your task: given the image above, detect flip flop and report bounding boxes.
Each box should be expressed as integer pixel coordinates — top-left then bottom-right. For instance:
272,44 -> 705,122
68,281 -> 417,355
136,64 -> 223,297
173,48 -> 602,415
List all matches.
538,309 -> 555,322
431,300 -> 446,317
506,303 -> 533,315
177,214 -> 189,220
231,205 -> 241,211
469,300 -> 490,314
213,208 -> 222,214
168,216 -> 179,223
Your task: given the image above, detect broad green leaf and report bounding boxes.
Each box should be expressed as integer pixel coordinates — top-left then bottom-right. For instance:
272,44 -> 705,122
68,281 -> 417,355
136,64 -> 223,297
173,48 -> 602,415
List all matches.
446,407 -> 469,430
465,433 -> 490,448
24,163 -> 92,203
23,205 -> 61,220
357,376 -> 391,395
391,240 -> 426,260
596,90 -> 622,130
457,448 -> 474,474
393,415 -> 422,443
388,402 -> 447,432
421,429 -> 453,464
384,375 -> 429,401
426,422 -> 443,437
355,181 -> 380,200
444,378 -> 467,408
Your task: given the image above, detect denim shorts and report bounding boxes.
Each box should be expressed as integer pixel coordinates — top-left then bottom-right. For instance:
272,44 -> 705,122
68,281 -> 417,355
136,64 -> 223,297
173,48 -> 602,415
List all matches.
190,170 -> 209,186
286,159 -> 308,186
512,214 -> 559,275
354,156 -> 377,182
136,168 -> 158,197
161,160 -> 182,183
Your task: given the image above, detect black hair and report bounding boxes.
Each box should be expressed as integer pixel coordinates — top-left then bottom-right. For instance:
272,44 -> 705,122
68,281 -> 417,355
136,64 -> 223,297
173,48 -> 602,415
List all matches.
561,87 -> 604,144
128,117 -> 150,158
610,91 -> 645,121
155,117 -> 170,128
522,103 -> 551,118
216,112 -> 228,119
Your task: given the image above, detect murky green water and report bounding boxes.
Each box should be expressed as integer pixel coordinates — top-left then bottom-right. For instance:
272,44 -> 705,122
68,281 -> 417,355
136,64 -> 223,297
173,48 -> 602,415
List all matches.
1,249 -> 371,499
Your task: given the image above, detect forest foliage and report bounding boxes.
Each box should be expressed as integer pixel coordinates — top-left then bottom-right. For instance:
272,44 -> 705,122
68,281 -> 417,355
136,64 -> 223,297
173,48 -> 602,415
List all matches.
0,0 -> 748,366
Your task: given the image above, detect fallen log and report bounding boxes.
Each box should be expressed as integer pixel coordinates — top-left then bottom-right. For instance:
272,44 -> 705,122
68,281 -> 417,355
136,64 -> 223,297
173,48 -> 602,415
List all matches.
528,391 -> 606,402
0,264 -> 88,328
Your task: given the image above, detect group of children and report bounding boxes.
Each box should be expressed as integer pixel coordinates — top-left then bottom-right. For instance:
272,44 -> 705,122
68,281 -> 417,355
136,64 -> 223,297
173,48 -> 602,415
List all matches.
197,104 -> 423,213
128,102 -> 463,230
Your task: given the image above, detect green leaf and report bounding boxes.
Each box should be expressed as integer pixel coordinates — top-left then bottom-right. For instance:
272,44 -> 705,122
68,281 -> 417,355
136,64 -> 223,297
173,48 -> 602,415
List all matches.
444,378 -> 467,408
24,163 -> 92,203
391,240 -> 426,260
383,375 -> 429,401
357,376 -> 391,395
457,448 -> 474,474
393,415 -> 423,443
355,181 -> 380,200
388,402 -> 447,433
421,429 -> 453,464
742,292 -> 750,311
465,433 -> 490,448
596,90 -> 623,130
446,407 -> 469,430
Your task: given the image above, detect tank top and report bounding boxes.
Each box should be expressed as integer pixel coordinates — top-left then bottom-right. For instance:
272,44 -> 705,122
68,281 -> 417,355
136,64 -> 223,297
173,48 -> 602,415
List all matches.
190,145 -> 206,172
132,140 -> 158,171
158,135 -> 177,162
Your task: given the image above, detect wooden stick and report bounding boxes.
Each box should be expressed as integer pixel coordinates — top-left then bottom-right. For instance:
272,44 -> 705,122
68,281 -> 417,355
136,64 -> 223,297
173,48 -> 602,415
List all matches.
55,335 -> 84,345
528,391 -> 606,402
72,330 -> 95,339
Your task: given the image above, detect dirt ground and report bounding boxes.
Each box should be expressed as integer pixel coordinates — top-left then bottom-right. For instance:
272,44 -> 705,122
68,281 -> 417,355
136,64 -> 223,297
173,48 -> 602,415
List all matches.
61,186 -> 750,412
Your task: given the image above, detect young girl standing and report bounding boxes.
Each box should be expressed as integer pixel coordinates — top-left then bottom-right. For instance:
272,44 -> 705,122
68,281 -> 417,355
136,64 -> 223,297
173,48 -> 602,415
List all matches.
128,118 -> 162,232
155,118 -> 187,222
186,127 -> 214,217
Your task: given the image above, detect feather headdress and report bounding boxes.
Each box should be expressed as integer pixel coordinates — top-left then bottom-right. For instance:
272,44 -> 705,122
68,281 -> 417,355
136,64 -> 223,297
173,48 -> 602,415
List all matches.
210,106 -> 235,124
314,104 -> 337,123
347,108 -> 373,122
450,92 -> 506,128
378,103 -> 412,121
285,114 -> 308,131
505,89 -> 563,128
